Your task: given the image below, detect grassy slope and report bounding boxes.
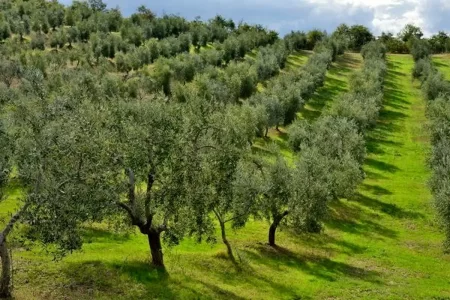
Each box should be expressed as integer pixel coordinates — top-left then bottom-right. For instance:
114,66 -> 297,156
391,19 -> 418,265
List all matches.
432,54 -> 450,80
4,54 -> 450,299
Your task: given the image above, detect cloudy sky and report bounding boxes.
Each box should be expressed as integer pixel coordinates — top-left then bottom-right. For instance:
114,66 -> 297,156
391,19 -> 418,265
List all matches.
63,0 -> 450,36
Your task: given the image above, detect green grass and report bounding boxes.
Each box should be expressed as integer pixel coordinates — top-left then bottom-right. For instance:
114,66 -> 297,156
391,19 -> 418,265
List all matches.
285,50 -> 313,71
432,54 -> 450,80
2,54 -> 450,299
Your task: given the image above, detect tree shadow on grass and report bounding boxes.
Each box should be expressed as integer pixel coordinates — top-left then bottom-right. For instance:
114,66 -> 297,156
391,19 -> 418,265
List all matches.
361,183 -> 392,196
242,244 -> 382,284
365,158 -> 400,173
283,230 -> 368,256
326,200 -> 398,239
196,281 -> 247,300
187,249 -> 308,299
364,170 -> 389,180
62,260 -> 180,299
353,193 -> 425,220
60,260 -> 171,298
432,59 -> 448,68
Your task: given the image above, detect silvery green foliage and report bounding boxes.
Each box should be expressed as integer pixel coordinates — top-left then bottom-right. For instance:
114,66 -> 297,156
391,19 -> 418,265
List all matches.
0,94 -> 11,199
412,58 -> 435,82
10,68 -> 119,254
289,116 -> 365,203
422,72 -> 450,101
412,43 -> 450,250
331,41 -> 386,133
427,97 -> 450,250
331,93 -> 381,132
291,147 -> 332,233
410,38 -> 431,62
258,154 -> 293,224
0,58 -> 21,88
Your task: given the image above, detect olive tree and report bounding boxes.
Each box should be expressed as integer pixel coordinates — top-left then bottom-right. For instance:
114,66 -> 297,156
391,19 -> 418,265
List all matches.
259,154 -> 293,246
194,104 -> 261,261
0,84 -> 14,298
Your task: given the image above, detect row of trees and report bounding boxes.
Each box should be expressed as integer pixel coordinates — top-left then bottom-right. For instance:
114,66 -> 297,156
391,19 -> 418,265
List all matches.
284,41 -> 387,237
116,26 -> 277,78
411,40 -> 450,251
249,41 -> 334,136
0,0 -> 228,44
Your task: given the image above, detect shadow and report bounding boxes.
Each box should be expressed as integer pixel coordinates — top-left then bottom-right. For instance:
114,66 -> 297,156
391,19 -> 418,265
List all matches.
433,60 -> 448,68
364,170 -> 389,180
353,193 -> 425,220
326,200 -> 398,239
62,260 -> 175,299
198,282 -> 247,300
242,244 -> 382,284
361,183 -> 393,196
281,229 -> 368,256
365,158 -> 400,173
286,50 -> 313,70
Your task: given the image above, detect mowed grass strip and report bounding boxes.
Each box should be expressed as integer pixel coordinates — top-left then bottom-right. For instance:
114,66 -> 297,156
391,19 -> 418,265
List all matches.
5,54 -> 450,300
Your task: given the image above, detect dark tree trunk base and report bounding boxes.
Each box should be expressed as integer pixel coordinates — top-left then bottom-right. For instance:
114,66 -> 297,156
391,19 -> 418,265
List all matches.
148,230 -> 164,268
268,211 -> 289,247
0,241 -> 11,299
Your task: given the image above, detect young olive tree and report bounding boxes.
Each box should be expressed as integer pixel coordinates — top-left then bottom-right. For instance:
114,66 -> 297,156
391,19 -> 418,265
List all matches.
260,154 -> 293,246
197,104 -> 261,262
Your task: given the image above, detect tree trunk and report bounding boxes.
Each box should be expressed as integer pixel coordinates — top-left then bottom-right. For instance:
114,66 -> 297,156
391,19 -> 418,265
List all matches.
268,211 -> 289,247
0,241 -> 11,299
219,221 -> 235,262
147,230 -> 164,268
265,127 -> 269,138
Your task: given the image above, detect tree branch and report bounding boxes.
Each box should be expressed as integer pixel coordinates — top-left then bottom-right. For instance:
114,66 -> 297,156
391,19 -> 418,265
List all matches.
212,208 -> 223,224
0,203 -> 29,245
117,201 -> 134,219
145,170 -> 155,226
127,168 -> 136,208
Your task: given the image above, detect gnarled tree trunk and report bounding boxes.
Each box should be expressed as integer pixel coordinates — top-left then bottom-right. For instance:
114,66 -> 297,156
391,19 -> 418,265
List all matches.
268,211 -> 289,246
0,241 -> 11,299
148,229 -> 164,267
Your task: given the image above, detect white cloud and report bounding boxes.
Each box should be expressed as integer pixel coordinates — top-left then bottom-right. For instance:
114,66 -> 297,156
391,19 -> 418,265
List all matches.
305,0 -> 450,36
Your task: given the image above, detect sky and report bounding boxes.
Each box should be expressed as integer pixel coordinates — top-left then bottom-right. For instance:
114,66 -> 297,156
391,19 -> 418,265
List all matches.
62,0 -> 450,36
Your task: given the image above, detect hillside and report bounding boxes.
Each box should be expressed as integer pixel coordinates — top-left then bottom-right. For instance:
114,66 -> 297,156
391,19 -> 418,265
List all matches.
1,1 -> 450,300
0,54 -> 447,299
